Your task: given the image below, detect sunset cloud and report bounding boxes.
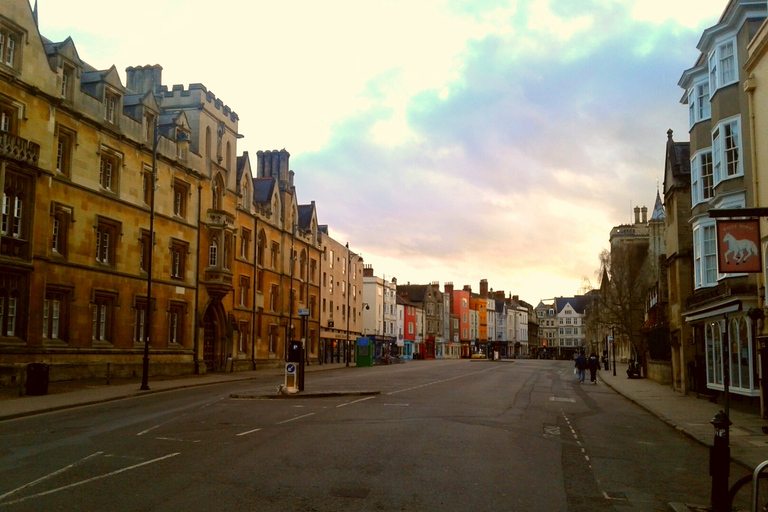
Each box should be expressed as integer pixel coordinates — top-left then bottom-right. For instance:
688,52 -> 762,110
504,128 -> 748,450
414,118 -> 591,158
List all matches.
38,0 -> 725,303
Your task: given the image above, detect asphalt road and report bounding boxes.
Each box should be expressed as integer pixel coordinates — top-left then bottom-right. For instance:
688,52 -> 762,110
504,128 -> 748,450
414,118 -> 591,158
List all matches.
0,359 -> 737,511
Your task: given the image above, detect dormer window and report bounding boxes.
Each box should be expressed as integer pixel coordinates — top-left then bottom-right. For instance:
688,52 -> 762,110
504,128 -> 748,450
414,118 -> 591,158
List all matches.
104,91 -> 119,124
145,113 -> 155,143
175,130 -> 189,159
61,65 -> 75,100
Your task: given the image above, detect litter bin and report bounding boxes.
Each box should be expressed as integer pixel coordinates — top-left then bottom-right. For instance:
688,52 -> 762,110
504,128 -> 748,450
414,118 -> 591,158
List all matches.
26,363 -> 50,396
356,337 -> 374,367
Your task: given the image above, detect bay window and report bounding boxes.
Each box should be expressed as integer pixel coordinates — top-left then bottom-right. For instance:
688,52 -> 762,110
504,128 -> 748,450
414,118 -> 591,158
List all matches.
708,37 -> 738,93
712,117 -> 741,184
693,221 -> 717,288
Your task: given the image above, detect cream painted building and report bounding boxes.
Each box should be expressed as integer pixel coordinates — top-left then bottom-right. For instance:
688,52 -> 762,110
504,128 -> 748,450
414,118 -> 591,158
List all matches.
745,15 -> 768,415
318,227 -> 363,363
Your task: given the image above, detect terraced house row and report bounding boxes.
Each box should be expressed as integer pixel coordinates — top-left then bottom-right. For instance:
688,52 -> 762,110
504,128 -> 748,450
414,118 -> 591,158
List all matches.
588,0 -> 768,416
0,0 -> 367,384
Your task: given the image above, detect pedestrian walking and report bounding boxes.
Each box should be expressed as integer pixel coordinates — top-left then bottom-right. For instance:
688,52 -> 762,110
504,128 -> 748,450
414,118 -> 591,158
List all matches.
575,350 -> 587,383
588,352 -> 599,384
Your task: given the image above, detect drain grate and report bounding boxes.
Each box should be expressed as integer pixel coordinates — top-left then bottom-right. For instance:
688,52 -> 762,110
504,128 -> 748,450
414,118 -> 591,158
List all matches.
603,491 -> 628,500
550,397 -> 575,402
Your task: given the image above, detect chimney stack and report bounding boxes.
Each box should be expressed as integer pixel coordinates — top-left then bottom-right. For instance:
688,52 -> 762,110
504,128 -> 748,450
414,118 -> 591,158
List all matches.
480,279 -> 489,297
126,65 -> 163,95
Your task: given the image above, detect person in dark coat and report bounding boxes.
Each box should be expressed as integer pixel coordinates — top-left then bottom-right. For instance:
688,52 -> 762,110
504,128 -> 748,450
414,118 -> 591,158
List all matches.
574,350 -> 587,383
588,352 -> 599,384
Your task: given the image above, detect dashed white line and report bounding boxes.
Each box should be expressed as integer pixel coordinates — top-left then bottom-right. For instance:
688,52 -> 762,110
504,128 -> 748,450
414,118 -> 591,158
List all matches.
137,425 -> 162,436
337,396 -> 376,408
236,428 -> 262,437
276,413 -> 315,424
387,367 -> 498,395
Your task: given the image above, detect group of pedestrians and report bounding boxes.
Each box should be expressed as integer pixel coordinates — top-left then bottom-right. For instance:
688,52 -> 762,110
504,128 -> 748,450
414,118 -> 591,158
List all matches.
574,350 -> 599,384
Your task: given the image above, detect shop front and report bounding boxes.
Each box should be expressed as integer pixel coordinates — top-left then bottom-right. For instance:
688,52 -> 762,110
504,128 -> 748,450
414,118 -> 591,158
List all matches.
685,295 -> 760,408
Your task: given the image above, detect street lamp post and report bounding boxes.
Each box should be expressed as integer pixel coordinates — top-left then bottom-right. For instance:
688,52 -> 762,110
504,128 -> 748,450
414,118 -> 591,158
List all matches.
345,243 -> 351,367
141,119 -> 189,391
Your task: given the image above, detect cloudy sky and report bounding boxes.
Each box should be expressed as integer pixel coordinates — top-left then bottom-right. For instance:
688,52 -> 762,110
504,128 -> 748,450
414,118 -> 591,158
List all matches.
37,0 -> 726,305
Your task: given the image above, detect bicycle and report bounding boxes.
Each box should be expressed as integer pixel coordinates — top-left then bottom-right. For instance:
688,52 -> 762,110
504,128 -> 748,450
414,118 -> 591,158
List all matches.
728,460 -> 768,511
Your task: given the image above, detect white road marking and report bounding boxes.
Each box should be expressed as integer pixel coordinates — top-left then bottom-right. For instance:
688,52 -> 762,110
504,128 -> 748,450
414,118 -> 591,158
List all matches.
276,413 -> 315,424
0,453 -> 180,506
0,452 -> 103,501
137,425 -> 162,436
387,367 -> 497,395
337,396 -> 376,408
236,428 -> 262,437
137,415 -> 185,436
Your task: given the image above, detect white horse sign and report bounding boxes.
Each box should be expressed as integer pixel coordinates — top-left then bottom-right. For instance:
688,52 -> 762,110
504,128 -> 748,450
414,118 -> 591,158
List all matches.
716,219 -> 762,273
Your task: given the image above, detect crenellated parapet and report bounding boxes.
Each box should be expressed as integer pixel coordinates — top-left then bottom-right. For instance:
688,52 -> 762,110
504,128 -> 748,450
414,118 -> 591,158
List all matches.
158,83 -> 239,125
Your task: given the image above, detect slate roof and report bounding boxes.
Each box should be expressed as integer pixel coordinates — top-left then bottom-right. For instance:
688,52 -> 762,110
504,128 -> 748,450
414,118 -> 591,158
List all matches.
397,284 -> 428,303
555,296 -> 590,315
236,152 -> 248,183
253,177 -> 276,204
297,204 -> 315,231
651,191 -> 665,220
663,129 -> 691,195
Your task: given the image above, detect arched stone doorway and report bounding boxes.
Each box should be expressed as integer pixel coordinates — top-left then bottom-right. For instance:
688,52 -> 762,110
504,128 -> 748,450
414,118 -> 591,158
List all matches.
203,302 -> 227,372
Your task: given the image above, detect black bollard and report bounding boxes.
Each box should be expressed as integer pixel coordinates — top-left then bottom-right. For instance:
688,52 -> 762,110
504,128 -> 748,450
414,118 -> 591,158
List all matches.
710,410 -> 731,512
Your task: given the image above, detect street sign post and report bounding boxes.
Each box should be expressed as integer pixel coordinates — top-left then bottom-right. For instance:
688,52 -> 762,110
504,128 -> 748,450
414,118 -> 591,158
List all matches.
285,362 -> 298,392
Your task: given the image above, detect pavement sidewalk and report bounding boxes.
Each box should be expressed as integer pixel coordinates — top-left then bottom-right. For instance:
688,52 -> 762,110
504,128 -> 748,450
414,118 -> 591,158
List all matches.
598,366 -> 768,512
0,361 -> 354,422
598,367 -> 768,471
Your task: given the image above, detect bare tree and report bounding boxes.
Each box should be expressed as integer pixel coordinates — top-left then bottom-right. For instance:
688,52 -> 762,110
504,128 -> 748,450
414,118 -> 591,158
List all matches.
598,246 -> 649,374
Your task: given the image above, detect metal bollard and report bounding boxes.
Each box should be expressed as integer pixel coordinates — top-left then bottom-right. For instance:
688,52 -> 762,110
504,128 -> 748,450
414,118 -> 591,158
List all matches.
709,410 -> 731,512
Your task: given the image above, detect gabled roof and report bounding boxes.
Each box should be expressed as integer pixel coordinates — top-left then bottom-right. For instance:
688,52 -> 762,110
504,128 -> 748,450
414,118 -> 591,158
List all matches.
297,203 -> 315,231
237,151 -> 250,183
397,284 -> 428,303
555,296 -> 589,315
663,129 -> 690,196
43,36 -> 85,70
253,177 -> 277,204
81,65 -> 124,91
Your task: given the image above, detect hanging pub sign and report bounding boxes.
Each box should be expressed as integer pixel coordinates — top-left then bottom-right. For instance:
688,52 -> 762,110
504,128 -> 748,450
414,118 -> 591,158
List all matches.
716,218 -> 762,273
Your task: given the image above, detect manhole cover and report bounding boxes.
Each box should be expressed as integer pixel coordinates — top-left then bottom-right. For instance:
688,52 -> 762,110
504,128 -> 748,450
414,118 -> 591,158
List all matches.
603,491 -> 628,500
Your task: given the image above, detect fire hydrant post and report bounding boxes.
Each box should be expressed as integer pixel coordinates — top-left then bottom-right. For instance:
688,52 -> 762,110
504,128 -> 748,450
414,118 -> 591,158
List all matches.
710,410 -> 731,512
